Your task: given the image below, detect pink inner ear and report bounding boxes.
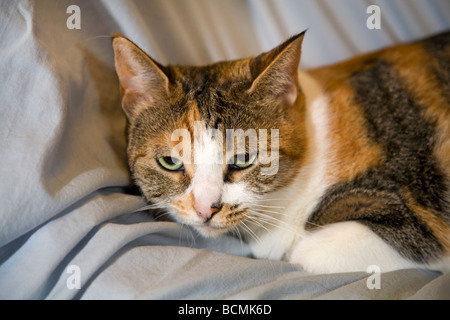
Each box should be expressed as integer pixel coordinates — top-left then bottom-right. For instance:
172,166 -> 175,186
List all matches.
116,62 -> 149,117
285,80 -> 298,106
116,60 -> 145,95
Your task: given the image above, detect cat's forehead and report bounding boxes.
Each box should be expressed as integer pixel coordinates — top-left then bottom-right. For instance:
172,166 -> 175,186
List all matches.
169,58 -> 252,89
165,59 -> 282,131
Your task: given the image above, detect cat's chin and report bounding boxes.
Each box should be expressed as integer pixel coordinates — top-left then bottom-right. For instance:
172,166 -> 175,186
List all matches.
194,224 -> 230,238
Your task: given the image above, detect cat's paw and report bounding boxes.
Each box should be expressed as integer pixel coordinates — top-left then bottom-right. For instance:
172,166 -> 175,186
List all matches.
289,221 -> 418,274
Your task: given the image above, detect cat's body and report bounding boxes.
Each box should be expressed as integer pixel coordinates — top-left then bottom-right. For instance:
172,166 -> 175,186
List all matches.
113,31 -> 450,273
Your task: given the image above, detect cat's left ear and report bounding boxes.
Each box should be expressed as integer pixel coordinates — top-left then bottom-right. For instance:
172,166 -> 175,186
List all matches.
112,34 -> 169,119
248,31 -> 305,106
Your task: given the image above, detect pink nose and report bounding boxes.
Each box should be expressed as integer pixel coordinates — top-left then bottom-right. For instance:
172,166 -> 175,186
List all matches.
194,202 -> 223,221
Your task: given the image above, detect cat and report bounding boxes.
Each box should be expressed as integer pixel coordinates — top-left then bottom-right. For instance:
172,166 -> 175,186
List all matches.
112,30 -> 450,274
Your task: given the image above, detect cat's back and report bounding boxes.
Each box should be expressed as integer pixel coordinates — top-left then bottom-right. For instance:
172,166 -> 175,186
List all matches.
310,31 -> 450,117
308,31 -> 450,187
310,31 -> 450,89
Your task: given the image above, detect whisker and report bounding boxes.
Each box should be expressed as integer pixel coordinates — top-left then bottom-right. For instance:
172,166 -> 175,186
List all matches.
245,218 -> 272,235
132,204 -> 164,213
154,211 -> 172,221
231,225 -> 246,256
250,206 -> 292,217
248,211 -> 282,222
251,198 -> 290,202
231,225 -> 241,241
303,220 -> 327,230
179,223 -> 186,247
178,222 -> 197,248
250,207 -> 327,231
248,219 -> 296,235
188,225 -> 197,248
252,204 -> 286,209
250,207 -> 285,216
248,211 -> 297,234
239,221 -> 263,247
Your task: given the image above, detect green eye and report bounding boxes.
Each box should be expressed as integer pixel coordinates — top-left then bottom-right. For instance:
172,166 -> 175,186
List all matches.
230,153 -> 257,170
157,156 -> 184,171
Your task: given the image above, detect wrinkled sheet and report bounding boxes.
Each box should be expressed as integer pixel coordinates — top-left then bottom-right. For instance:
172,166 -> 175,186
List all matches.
1,0 -> 449,300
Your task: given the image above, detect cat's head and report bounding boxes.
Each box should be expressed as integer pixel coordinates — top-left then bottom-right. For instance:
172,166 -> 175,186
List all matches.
112,32 -> 308,237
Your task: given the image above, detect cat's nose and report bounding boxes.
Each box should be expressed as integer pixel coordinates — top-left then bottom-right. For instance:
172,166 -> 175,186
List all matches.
194,201 -> 223,222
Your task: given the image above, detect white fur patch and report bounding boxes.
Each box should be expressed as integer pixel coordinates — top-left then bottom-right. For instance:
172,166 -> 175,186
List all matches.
222,182 -> 254,205
289,221 -> 420,273
191,122 -> 223,214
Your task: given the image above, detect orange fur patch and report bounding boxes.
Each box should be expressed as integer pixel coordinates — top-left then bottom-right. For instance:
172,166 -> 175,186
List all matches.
309,64 -> 383,184
173,190 -> 195,218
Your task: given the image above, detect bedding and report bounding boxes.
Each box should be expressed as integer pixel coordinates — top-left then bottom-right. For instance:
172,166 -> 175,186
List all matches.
1,0 -> 449,300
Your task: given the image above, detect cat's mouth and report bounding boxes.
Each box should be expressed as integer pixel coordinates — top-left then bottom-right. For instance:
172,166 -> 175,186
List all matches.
190,207 -> 249,238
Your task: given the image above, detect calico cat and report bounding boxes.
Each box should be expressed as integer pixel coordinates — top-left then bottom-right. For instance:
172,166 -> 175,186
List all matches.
112,30 -> 450,274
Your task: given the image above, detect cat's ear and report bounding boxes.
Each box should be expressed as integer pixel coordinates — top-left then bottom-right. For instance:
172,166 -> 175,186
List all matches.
112,34 -> 169,119
248,32 -> 305,106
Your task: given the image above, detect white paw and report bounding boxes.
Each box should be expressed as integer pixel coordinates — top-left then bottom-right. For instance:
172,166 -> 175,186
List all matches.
289,221 -> 419,274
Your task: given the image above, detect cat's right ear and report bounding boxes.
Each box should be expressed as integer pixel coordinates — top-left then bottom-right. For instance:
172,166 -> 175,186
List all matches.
248,32 -> 305,108
112,34 -> 169,119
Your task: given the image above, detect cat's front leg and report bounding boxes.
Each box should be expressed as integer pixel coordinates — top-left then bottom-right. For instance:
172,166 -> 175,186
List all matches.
289,221 -> 420,274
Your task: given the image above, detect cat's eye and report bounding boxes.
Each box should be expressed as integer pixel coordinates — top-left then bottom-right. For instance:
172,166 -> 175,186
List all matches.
229,153 -> 257,170
157,156 -> 184,171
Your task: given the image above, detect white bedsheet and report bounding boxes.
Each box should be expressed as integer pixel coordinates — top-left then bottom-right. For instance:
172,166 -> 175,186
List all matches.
1,0 -> 449,300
